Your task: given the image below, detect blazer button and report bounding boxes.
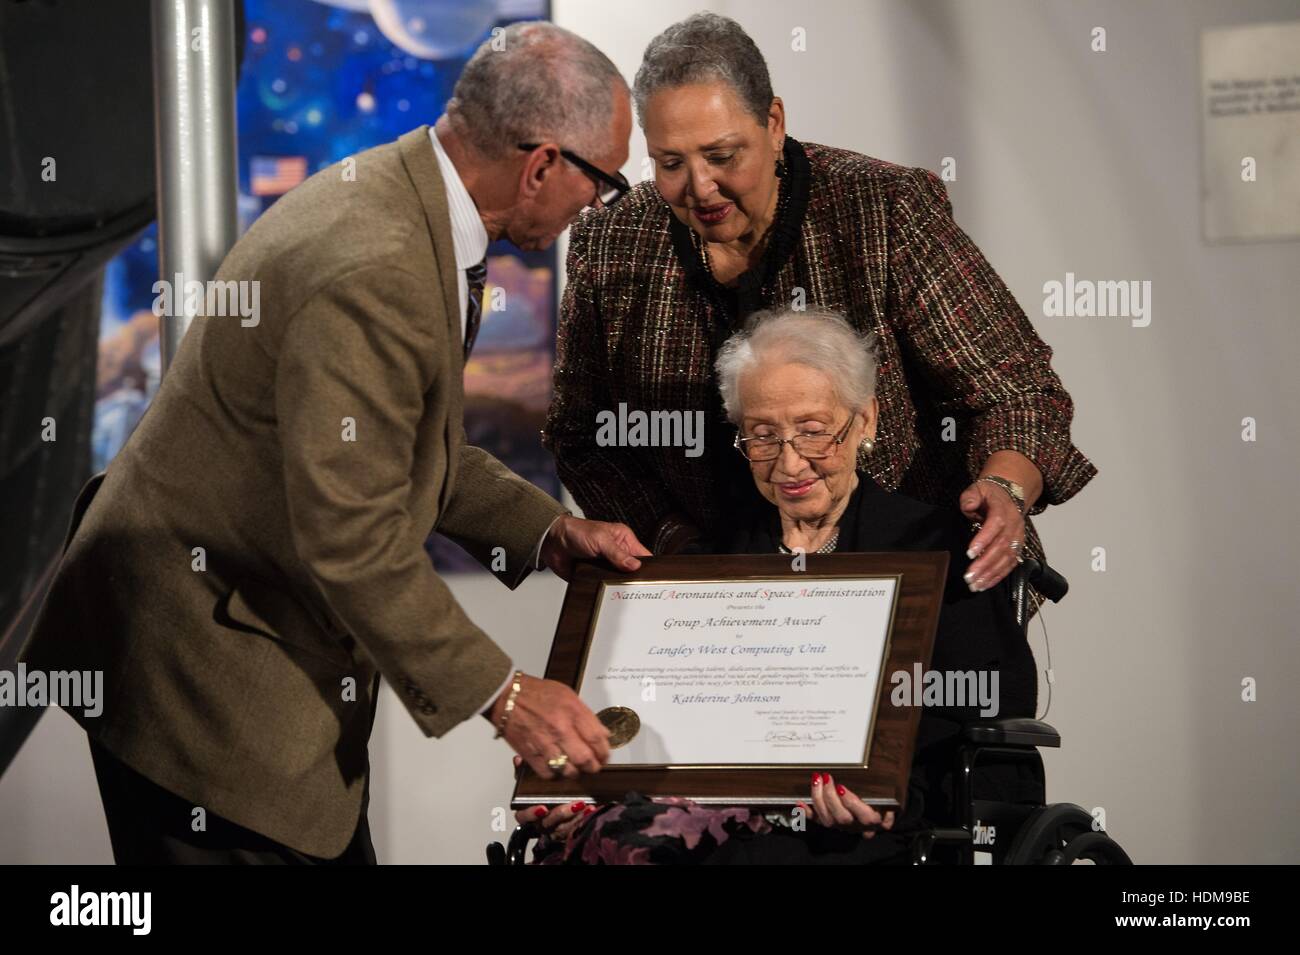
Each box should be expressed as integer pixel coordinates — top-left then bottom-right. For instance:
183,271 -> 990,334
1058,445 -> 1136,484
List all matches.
396,676 -> 436,713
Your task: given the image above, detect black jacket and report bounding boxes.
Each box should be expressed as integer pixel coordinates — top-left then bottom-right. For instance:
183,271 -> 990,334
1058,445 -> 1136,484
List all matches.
721,475 -> 1040,835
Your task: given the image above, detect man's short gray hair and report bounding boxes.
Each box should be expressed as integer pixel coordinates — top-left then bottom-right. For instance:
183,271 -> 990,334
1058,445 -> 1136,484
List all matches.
446,22 -> 626,159
715,308 -> 879,424
633,12 -> 774,128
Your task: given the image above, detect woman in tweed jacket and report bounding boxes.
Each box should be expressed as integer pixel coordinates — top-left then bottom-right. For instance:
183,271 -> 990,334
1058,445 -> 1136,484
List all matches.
543,12 -> 1096,599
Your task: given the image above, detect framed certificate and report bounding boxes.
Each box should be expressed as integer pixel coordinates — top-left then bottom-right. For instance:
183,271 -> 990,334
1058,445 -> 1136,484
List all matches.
512,552 -> 948,812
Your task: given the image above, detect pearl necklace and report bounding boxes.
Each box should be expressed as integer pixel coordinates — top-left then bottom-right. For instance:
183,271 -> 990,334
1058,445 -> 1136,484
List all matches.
778,527 -> 841,555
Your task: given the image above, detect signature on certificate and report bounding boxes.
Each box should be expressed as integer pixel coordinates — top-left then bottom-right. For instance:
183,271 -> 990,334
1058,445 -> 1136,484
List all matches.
762,729 -> 839,743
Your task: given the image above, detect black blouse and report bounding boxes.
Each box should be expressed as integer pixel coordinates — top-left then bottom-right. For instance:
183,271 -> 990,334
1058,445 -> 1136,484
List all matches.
667,134 -> 813,351
722,475 -> 1039,742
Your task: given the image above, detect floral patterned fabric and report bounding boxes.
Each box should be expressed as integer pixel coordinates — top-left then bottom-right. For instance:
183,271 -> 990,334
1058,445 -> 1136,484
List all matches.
528,739 -> 1046,865
533,793 -> 772,866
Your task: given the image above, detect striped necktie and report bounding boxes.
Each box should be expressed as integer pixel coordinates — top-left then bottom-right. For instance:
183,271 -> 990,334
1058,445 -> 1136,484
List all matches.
463,258 -> 487,360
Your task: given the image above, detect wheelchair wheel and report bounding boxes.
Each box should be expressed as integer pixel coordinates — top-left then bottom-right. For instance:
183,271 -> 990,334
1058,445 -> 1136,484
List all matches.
1003,803 -> 1133,865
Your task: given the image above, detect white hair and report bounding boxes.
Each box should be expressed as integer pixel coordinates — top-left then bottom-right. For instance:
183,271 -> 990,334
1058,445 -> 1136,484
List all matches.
446,22 -> 627,159
715,308 -> 879,423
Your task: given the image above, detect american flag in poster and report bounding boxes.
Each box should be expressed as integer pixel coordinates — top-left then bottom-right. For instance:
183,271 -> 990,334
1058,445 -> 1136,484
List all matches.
250,155 -> 308,196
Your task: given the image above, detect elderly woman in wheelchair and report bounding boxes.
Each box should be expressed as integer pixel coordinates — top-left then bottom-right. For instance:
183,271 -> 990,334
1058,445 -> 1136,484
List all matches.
499,308 -> 1128,865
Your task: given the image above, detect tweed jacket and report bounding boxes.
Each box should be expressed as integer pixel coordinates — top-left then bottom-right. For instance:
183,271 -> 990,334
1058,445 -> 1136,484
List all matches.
544,136 -> 1096,575
20,126 -> 566,858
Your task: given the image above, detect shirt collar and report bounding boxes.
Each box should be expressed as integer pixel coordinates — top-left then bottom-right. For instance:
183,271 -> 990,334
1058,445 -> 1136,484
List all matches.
428,125 -> 489,271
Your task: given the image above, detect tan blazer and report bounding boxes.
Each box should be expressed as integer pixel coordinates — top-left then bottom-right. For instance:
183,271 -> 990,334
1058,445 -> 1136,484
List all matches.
20,126 -> 566,858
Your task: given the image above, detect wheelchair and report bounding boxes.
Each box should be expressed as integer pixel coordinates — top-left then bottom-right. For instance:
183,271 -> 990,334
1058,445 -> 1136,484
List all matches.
488,558 -> 1133,866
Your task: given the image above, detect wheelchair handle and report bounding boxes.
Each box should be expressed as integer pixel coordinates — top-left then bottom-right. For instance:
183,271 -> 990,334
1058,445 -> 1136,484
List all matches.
1011,558 -> 1068,632
1020,558 -> 1068,603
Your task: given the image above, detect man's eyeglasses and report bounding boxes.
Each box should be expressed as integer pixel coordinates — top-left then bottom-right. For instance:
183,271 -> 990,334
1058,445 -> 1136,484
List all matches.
734,416 -> 855,462
518,143 -> 630,208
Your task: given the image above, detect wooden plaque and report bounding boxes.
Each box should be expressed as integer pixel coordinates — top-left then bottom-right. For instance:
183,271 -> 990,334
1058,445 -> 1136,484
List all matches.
511,552 -> 948,812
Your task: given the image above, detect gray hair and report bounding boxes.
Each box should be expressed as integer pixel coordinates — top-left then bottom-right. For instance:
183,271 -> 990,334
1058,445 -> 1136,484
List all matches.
633,12 -> 773,128
446,22 -> 627,159
715,308 -> 879,424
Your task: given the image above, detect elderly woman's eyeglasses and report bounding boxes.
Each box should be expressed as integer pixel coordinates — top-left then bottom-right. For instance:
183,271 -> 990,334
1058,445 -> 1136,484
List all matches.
517,143 -> 630,208
734,417 -> 855,462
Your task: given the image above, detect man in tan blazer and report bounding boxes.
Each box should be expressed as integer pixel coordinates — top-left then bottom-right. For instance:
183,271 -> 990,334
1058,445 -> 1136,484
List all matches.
20,22 -> 642,863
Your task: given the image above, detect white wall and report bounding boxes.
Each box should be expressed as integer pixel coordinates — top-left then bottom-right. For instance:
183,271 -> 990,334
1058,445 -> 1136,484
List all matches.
3,0 -> 1296,864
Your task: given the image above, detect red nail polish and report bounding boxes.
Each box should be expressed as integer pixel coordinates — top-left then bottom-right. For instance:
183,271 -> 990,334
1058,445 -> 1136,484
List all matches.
836,784 -> 846,796
570,801 -> 585,812
811,772 -> 821,785
584,805 -> 596,815
821,773 -> 831,785
532,806 -> 547,818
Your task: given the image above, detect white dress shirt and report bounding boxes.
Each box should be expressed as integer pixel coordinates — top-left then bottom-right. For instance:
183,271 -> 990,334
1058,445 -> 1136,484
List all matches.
427,126 -> 563,718
429,126 -> 489,342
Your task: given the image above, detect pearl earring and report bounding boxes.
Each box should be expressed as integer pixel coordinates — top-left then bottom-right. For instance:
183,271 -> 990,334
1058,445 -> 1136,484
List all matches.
855,437 -> 875,470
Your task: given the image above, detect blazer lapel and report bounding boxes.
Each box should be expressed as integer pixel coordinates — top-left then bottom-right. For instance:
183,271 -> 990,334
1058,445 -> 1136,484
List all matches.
399,125 -> 464,513
400,125 -> 462,348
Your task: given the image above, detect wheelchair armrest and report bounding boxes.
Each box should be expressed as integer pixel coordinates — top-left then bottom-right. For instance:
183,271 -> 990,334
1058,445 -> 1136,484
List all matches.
505,822 -> 542,864
962,718 -> 1060,749
910,827 -> 973,865
485,823 -> 542,865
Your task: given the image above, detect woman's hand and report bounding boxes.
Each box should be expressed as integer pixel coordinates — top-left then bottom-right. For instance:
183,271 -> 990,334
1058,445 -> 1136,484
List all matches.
801,772 -> 895,838
510,756 -> 598,839
958,480 -> 1026,592
513,801 -> 597,840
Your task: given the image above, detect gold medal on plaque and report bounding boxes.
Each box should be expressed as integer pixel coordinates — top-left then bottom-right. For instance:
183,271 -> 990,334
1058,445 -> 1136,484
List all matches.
597,706 -> 641,748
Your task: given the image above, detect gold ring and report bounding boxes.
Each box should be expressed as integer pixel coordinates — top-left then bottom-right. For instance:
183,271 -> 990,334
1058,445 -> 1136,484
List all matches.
547,754 -> 569,772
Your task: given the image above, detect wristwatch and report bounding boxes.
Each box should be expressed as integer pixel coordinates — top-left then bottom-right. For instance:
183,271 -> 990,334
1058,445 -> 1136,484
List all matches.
978,475 -> 1026,514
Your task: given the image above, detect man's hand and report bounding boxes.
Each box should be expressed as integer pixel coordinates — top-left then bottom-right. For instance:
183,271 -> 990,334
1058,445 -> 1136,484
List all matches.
540,515 -> 651,581
489,673 -> 611,779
